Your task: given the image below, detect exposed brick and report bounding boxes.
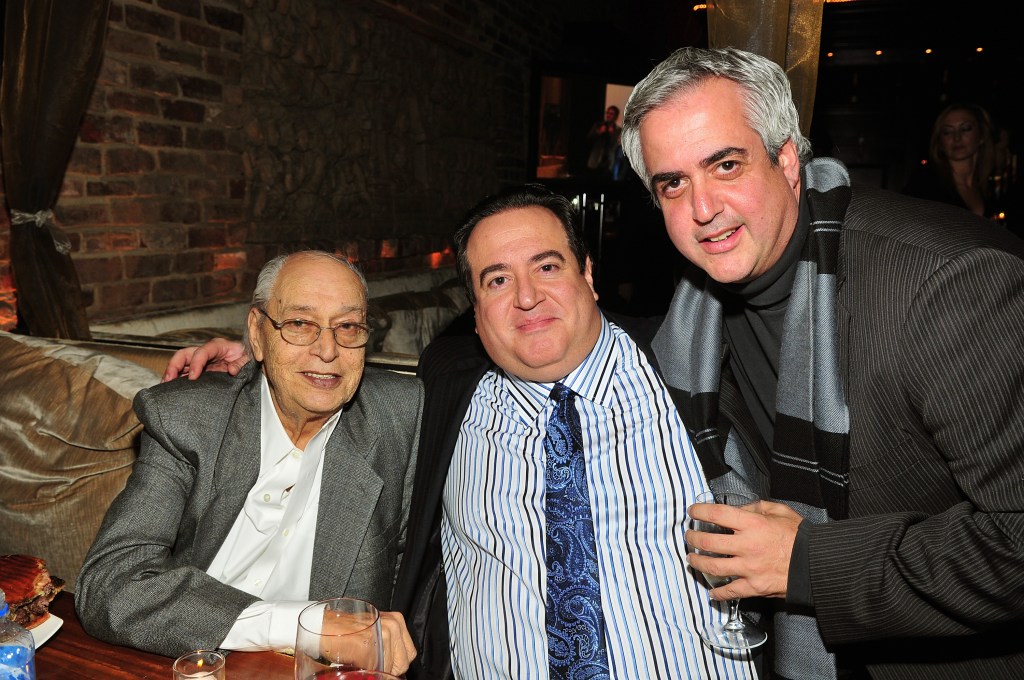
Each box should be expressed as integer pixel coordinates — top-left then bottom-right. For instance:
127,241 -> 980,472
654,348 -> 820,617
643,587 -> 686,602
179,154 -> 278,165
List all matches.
205,152 -> 243,175
160,200 -> 201,223
204,5 -> 243,34
160,99 -> 206,122
186,128 -> 225,150
130,65 -> 179,95
82,229 -> 142,253
87,179 -> 137,196
207,202 -> 244,222
156,43 -> 204,69
174,250 -> 215,273
187,178 -> 226,200
178,74 -> 223,101
205,54 -> 242,79
139,224 -> 189,250
157,0 -> 202,19
80,114 -> 135,144
60,178 -> 86,199
213,251 -> 247,271
110,198 -> 163,225
75,255 -> 125,284
105,26 -> 156,58
187,224 -> 228,248
138,121 -> 184,147
200,271 -> 239,296
158,150 -> 204,172
139,174 -> 187,197
108,91 -> 160,115
229,178 -> 245,199
124,5 -> 177,39
95,281 -> 152,314
180,20 -> 221,48
124,253 -> 173,278
151,276 -> 198,303
69,147 -> 103,175
98,58 -> 130,88
106,147 -> 157,174
56,203 -> 111,225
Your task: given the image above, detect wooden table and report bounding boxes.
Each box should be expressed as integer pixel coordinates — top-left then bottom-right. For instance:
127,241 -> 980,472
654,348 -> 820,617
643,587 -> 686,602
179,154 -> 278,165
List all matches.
37,592 -> 294,679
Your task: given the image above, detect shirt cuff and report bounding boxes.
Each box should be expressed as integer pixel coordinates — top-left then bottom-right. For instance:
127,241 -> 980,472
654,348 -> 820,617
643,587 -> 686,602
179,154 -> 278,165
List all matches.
786,520 -> 814,607
219,600 -> 313,653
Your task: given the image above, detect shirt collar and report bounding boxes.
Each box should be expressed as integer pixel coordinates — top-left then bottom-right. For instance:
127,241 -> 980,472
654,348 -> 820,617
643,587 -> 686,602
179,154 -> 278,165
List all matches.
500,314 -> 617,420
259,372 -> 343,464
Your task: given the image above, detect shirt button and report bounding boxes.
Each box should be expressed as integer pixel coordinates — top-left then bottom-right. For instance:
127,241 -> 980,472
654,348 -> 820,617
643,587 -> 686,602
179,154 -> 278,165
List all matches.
254,579 -> 263,588
291,450 -> 302,459
283,528 -> 291,537
263,493 -> 271,503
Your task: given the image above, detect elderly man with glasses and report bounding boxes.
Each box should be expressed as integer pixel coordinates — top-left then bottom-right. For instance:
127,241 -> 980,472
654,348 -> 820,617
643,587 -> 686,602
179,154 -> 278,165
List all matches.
76,251 -> 420,676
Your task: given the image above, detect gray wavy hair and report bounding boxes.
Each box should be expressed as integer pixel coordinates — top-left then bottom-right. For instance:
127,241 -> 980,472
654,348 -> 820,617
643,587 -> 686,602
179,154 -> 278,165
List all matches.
243,250 -> 368,356
621,46 -> 812,197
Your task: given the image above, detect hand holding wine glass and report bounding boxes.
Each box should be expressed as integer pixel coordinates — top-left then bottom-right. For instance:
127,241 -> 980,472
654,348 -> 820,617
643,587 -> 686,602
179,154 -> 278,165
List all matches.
295,597 -> 384,680
689,490 -> 767,650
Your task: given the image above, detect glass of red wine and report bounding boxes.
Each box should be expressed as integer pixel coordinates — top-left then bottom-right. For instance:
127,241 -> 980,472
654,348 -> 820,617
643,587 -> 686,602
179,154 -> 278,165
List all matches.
294,597 -> 384,680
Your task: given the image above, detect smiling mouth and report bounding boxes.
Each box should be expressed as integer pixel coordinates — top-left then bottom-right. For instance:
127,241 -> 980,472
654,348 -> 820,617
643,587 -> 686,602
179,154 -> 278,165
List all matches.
303,371 -> 339,380
705,228 -> 738,243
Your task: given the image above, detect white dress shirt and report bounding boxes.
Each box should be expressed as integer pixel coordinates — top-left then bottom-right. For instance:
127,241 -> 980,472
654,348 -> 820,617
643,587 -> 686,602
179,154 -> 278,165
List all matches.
441,318 -> 757,679
207,373 -> 340,651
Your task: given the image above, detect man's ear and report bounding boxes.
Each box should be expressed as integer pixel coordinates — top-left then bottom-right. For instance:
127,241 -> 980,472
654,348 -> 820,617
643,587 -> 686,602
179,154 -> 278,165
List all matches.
584,257 -> 598,301
247,307 -> 266,362
779,138 -> 801,189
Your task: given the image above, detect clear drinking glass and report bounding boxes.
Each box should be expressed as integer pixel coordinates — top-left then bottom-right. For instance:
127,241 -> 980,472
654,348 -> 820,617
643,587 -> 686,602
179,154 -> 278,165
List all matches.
294,597 -> 384,680
172,649 -> 226,680
693,490 -> 768,650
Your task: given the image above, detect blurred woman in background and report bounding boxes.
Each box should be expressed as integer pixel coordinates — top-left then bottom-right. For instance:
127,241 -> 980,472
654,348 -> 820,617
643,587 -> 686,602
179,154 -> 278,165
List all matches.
905,102 -> 997,218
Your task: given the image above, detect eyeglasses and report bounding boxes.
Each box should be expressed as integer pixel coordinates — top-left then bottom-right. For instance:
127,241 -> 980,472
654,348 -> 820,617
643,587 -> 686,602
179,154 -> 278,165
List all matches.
257,307 -> 371,349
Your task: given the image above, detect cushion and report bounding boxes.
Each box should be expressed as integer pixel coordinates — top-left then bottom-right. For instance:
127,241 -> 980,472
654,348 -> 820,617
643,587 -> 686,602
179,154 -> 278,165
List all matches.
0,332 -> 160,592
369,285 -> 469,356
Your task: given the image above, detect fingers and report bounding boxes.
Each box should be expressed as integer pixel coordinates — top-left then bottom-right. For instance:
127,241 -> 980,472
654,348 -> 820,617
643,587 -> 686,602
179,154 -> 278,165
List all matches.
161,347 -> 199,382
686,499 -> 802,600
379,610 -> 417,677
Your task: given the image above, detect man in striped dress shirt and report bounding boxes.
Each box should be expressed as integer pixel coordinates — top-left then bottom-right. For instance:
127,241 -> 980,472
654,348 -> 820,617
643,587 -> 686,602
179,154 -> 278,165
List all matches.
394,184 -> 758,680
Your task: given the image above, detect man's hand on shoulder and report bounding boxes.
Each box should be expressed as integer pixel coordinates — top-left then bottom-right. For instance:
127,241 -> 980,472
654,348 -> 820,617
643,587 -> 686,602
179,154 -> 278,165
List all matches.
161,338 -> 250,383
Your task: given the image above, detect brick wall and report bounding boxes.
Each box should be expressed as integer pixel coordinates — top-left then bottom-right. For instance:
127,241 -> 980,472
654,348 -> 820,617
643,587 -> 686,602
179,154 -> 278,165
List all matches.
0,0 -> 561,330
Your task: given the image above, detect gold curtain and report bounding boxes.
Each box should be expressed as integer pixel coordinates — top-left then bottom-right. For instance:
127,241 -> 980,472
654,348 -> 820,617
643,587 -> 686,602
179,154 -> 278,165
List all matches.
706,0 -> 824,136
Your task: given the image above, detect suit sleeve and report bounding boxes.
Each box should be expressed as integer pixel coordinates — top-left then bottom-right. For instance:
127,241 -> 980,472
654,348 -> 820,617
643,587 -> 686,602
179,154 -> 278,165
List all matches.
75,387 -> 259,657
808,246 -> 1024,643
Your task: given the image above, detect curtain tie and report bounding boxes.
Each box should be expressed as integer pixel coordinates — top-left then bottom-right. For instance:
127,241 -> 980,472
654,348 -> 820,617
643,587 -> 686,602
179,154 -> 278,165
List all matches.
10,209 -> 72,255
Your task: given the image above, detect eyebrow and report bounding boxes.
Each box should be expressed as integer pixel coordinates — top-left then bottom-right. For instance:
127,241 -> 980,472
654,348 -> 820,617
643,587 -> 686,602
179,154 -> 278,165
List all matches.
648,145 -> 750,193
476,250 -> 566,287
277,302 -> 366,317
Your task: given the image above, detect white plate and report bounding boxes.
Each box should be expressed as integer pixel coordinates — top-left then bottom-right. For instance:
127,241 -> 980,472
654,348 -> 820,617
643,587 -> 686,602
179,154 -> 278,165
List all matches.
30,614 -> 63,648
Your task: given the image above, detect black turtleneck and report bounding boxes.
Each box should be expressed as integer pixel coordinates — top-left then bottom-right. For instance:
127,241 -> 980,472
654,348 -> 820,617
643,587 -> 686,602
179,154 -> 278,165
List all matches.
715,197 -> 809,452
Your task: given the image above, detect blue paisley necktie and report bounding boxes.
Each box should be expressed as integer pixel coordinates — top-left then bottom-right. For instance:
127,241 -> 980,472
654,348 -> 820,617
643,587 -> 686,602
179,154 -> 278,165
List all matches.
544,382 -> 610,680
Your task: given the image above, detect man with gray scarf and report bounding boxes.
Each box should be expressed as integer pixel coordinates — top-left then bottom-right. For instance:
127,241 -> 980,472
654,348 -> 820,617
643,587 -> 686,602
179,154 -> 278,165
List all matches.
621,47 -> 1024,680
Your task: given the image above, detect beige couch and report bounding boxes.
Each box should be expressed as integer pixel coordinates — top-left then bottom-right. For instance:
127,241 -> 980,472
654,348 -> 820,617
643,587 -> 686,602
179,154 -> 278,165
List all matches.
0,277 -> 471,593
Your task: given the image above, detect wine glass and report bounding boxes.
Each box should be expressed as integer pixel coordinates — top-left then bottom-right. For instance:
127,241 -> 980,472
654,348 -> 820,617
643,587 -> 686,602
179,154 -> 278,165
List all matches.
692,490 -> 767,650
294,597 -> 384,680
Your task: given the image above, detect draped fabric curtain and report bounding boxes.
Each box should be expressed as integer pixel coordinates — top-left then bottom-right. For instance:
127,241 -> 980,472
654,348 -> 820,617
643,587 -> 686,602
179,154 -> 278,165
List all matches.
1,0 -> 110,339
706,0 -> 825,138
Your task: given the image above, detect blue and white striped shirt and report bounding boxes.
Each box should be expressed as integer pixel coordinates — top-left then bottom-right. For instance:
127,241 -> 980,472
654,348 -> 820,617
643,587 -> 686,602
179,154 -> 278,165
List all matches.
441,317 -> 756,679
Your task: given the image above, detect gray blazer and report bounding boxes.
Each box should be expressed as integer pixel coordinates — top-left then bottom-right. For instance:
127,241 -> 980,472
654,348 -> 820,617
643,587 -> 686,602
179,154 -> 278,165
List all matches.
75,362 -> 423,657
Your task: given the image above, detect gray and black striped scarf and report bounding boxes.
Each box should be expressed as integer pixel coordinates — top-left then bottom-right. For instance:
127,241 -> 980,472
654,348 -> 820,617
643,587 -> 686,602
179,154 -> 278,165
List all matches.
653,157 -> 853,680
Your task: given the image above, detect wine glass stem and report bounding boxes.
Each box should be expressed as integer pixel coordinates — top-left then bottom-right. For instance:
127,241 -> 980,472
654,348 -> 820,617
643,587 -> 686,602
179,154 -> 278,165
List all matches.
724,598 -> 744,632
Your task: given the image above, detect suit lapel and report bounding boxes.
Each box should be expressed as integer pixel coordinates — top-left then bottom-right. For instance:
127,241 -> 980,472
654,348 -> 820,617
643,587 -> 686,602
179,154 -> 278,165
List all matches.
309,399 -> 384,600
193,364 -> 263,568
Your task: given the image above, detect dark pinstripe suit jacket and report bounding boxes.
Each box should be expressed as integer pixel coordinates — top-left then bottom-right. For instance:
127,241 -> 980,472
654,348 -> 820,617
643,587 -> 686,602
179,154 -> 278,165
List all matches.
76,362 -> 423,657
730,186 -> 1024,679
